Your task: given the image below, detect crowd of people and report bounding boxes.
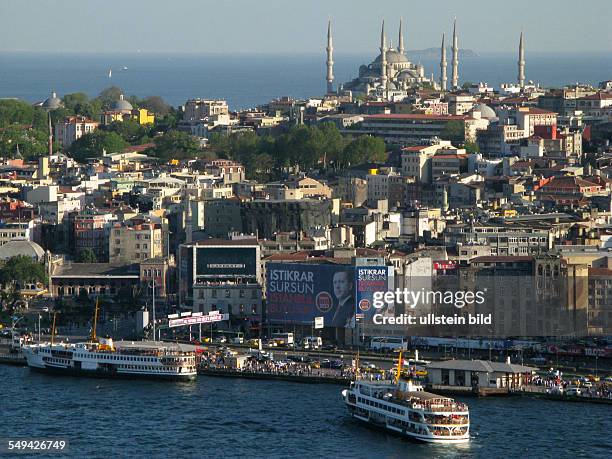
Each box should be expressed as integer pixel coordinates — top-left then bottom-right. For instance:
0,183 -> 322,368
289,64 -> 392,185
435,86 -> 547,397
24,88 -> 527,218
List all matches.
199,351 -> 356,380
527,372 -> 612,399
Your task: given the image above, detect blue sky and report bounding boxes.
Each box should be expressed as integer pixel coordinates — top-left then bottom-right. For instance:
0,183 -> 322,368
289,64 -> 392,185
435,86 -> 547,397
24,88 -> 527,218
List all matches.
1,0 -> 610,54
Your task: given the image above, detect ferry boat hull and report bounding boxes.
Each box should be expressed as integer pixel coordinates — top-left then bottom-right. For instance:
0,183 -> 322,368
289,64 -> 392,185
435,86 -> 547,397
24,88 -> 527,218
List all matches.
347,411 -> 469,444
28,364 -> 196,382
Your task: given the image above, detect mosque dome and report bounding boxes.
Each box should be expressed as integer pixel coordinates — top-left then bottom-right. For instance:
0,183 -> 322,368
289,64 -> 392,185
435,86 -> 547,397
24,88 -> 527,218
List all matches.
373,49 -> 409,65
42,92 -> 63,110
0,239 -> 45,261
396,69 -> 420,81
471,103 -> 497,120
111,94 -> 133,111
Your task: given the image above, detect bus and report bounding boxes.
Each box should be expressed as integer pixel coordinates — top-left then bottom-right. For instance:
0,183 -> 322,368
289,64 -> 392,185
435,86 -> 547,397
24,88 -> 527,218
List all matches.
302,336 -> 323,349
271,332 -> 294,346
368,336 -> 408,352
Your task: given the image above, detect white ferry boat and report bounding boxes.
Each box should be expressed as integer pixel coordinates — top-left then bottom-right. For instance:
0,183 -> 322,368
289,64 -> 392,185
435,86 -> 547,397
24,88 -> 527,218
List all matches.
22,301 -> 197,381
341,354 -> 469,443
23,339 -> 197,381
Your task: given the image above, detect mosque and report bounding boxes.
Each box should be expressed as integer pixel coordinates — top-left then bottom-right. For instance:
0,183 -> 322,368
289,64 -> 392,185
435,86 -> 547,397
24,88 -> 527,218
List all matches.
326,19 -> 526,101
326,19 -> 442,99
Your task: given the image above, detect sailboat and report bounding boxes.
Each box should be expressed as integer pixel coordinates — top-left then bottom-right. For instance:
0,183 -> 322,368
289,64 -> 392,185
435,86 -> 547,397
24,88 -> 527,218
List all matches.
108,68 -> 112,78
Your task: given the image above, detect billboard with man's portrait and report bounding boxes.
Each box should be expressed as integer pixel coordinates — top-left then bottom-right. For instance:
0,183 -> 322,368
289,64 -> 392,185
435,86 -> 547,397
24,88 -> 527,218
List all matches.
266,263 -> 356,327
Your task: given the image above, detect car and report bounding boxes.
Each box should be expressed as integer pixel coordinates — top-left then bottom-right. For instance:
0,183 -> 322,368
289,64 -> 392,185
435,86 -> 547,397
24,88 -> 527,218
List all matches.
231,337 -> 244,345
321,344 -> 337,352
565,387 -> 582,396
215,336 -> 227,344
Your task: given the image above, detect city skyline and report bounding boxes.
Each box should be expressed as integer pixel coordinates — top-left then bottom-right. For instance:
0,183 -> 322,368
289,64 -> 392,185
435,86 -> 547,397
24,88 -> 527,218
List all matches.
0,0 -> 611,54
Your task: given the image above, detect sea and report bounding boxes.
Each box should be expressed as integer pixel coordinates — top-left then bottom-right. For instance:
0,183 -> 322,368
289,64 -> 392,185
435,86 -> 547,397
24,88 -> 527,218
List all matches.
0,52 -> 611,110
2,365 -> 611,458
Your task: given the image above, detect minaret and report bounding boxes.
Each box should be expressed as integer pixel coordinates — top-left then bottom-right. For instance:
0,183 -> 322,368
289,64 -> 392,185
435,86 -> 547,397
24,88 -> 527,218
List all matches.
380,20 -> 388,89
398,18 -> 405,55
326,19 -> 334,94
518,31 -> 526,90
451,18 -> 459,89
48,111 -> 53,158
440,33 -> 448,92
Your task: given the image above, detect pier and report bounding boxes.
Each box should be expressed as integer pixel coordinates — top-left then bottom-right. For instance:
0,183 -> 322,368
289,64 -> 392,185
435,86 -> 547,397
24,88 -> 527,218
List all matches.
0,351 -> 26,366
198,367 -> 351,385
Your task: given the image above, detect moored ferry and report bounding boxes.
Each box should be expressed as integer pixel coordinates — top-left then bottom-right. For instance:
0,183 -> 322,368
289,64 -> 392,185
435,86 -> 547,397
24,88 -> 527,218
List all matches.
22,299 -> 197,381
341,353 -> 469,443
23,339 -> 197,381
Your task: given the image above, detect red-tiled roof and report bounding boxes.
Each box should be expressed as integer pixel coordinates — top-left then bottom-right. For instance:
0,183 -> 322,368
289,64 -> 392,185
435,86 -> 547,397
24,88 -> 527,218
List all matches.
588,267 -> 612,276
189,238 -> 258,246
471,256 -> 534,263
365,114 -> 469,121
401,146 -> 429,151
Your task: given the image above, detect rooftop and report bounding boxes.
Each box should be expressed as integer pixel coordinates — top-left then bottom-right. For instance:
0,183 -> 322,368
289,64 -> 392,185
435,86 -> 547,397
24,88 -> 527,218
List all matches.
427,359 -> 537,373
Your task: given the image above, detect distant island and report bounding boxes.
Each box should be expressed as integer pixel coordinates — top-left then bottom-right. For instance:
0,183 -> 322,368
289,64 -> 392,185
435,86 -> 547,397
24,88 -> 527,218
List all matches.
407,48 -> 479,58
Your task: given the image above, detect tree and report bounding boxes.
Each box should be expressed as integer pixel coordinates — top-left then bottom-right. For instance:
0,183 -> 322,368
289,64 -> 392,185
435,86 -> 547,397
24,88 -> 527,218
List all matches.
61,92 -> 102,120
441,120 -> 465,143
342,135 -> 387,167
69,130 -> 128,161
463,141 -> 480,154
0,99 -> 46,130
106,119 -> 151,145
97,86 -> 124,109
62,92 -> 89,112
0,126 -> 53,159
318,122 -> 346,167
150,130 -> 201,160
0,256 -> 47,312
76,248 -> 98,263
141,96 -> 172,116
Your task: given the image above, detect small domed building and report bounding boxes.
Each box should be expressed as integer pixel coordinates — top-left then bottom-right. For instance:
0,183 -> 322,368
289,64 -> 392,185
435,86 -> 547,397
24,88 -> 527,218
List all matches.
110,94 -> 133,114
0,239 -> 45,262
42,91 -> 63,110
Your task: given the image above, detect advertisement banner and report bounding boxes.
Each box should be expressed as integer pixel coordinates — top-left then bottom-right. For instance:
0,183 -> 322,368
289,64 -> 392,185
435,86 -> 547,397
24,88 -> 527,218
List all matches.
168,313 -> 229,328
266,263 -> 356,327
355,266 -> 393,322
196,247 -> 257,278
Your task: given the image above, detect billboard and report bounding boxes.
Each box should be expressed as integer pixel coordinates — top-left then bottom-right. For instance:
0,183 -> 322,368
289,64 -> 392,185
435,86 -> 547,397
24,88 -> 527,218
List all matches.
168,312 -> 229,328
196,246 -> 257,278
266,263 -> 356,327
355,266 -> 393,322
